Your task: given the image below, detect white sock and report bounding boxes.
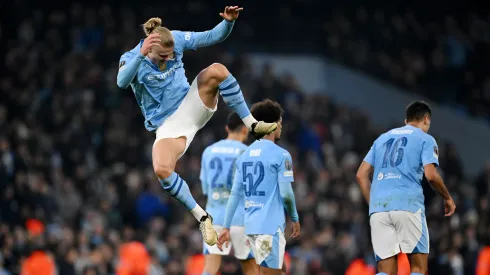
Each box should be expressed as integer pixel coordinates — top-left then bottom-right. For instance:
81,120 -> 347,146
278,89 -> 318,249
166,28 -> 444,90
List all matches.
242,114 -> 258,130
191,205 -> 208,222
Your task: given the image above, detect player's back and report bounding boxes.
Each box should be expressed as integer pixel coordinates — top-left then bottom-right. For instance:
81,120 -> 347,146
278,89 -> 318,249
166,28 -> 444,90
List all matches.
200,139 -> 247,226
236,139 -> 290,235
366,125 -> 439,215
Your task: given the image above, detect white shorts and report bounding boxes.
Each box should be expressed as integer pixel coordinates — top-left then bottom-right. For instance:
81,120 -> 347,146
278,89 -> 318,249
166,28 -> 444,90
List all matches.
203,225 -> 253,260
154,77 -> 217,158
247,228 -> 286,269
370,209 -> 429,262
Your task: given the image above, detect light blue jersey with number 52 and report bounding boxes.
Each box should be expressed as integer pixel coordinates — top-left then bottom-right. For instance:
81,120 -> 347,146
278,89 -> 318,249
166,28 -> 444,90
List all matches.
233,139 -> 294,235
364,125 -> 439,215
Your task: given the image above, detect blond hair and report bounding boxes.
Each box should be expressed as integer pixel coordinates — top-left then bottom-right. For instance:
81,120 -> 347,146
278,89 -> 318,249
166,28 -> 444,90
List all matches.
142,17 -> 174,48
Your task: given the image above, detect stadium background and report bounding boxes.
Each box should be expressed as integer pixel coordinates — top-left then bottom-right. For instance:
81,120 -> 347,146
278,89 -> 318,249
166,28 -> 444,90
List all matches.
1,0 -> 490,274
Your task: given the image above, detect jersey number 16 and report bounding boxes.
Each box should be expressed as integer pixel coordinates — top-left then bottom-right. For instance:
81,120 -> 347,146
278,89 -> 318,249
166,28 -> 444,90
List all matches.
382,137 -> 408,168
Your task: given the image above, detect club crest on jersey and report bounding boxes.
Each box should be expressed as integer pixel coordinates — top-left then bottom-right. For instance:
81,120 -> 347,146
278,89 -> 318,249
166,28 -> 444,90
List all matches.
433,146 -> 439,159
119,60 -> 125,68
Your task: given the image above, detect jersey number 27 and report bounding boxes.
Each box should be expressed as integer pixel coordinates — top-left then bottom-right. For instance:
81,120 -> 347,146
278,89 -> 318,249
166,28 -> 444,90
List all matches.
382,137 -> 408,168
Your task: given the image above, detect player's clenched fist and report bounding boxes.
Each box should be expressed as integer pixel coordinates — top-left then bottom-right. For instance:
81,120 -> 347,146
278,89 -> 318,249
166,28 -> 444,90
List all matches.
140,33 -> 161,56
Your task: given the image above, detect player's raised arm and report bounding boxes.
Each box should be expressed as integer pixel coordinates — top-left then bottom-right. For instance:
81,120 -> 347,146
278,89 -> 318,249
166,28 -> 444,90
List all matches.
178,6 -> 243,51
116,33 -> 161,89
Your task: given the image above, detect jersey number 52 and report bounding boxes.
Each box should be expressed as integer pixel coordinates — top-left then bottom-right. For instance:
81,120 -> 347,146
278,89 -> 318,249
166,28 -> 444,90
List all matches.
242,161 -> 265,197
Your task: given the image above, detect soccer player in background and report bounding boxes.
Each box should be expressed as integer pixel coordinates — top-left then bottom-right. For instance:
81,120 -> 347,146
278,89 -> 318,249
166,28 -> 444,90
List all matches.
200,112 -> 256,275
217,100 -> 301,275
356,101 -> 456,275
116,6 -> 277,246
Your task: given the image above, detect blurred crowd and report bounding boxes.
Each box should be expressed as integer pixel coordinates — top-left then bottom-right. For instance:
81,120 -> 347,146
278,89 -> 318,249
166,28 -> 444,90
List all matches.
320,4 -> 490,120
1,1 -> 490,275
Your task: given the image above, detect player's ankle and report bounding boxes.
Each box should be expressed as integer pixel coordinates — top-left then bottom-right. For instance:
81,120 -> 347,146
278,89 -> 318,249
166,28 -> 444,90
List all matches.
191,205 -> 208,222
242,114 -> 257,130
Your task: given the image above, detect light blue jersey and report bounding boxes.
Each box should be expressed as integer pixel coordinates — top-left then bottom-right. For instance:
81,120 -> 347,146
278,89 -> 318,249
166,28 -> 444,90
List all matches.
224,139 -> 297,235
117,20 -> 234,132
364,125 -> 439,215
200,139 -> 247,226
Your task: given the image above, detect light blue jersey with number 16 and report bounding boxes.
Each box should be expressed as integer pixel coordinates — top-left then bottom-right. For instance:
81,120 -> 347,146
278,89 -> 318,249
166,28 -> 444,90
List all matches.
364,125 -> 439,215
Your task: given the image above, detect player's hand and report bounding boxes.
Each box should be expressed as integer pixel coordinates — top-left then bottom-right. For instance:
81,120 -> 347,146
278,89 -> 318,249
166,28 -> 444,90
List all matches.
290,222 -> 300,239
444,197 -> 456,217
140,33 -> 161,56
217,228 -> 231,251
220,6 -> 243,22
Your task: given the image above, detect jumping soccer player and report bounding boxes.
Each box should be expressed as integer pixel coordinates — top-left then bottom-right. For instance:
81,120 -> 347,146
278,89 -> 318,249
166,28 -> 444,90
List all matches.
116,7 -> 277,246
356,101 -> 456,275
200,112 -> 256,275
217,100 -> 300,275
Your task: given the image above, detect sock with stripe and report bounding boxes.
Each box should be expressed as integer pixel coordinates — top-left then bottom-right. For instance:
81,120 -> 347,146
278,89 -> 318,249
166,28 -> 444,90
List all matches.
202,273 -> 212,275
218,74 -> 257,130
376,273 -> 388,275
159,172 -> 207,221
410,273 -> 423,275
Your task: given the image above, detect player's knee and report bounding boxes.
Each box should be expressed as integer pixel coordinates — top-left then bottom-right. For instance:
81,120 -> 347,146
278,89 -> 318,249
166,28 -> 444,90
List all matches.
207,63 -> 229,83
154,163 -> 174,180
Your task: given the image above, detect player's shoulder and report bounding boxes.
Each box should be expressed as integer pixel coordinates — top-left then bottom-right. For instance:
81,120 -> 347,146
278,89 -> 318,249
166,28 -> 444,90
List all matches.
264,142 -> 291,161
120,41 -> 143,60
202,140 -> 222,154
276,145 -> 291,158
171,30 -> 191,53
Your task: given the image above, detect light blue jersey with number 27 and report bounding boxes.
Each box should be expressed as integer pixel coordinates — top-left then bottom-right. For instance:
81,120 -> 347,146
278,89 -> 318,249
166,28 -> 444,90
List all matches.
364,125 -> 439,215
200,140 -> 247,226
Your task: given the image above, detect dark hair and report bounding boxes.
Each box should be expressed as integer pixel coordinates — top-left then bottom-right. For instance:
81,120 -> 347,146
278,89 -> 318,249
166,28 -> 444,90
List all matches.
226,112 -> 245,132
406,101 -> 431,122
250,99 -> 284,123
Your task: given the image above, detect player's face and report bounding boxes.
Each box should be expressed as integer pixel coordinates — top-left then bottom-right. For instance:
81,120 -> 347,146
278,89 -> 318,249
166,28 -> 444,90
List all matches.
149,44 -> 175,62
274,117 -> 283,141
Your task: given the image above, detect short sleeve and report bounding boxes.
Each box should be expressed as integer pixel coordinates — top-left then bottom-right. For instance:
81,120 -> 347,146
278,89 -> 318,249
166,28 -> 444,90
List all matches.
363,143 -> 375,166
277,151 -> 294,183
422,136 -> 439,167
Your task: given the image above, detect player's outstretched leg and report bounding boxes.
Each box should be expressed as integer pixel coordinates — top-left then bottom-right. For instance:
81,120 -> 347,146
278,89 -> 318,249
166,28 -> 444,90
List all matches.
153,137 -> 217,245
197,63 -> 277,139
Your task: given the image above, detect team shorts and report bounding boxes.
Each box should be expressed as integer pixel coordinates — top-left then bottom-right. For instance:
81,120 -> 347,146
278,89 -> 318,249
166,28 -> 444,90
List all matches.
370,209 -> 429,262
203,225 -> 253,260
247,228 -> 286,269
154,77 -> 217,158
